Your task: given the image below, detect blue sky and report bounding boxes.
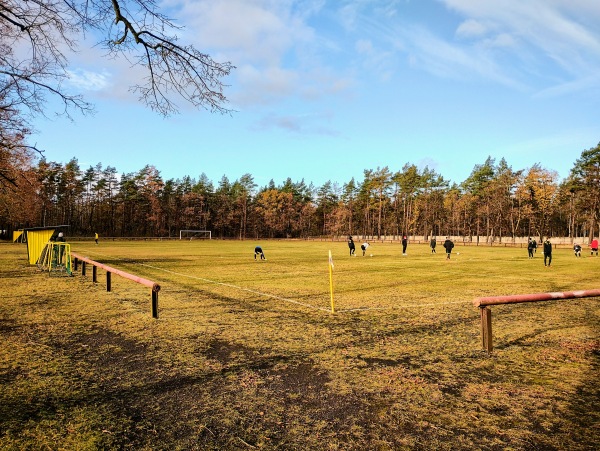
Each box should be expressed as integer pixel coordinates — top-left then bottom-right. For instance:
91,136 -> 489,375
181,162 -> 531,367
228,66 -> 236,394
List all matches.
32,0 -> 600,190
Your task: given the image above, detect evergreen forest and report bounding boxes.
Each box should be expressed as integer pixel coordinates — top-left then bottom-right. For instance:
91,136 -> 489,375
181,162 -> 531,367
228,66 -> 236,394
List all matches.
1,143 -> 599,242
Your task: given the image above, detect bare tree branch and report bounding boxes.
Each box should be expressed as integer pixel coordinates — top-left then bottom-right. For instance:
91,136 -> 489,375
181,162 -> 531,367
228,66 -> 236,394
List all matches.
1,0 -> 234,122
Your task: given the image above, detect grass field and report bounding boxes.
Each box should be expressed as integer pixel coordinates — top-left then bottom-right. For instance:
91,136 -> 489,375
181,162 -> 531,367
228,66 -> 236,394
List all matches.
1,239 -> 599,450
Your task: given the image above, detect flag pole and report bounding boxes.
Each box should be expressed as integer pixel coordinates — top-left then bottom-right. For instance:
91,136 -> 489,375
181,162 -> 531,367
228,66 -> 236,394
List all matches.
328,250 -> 335,313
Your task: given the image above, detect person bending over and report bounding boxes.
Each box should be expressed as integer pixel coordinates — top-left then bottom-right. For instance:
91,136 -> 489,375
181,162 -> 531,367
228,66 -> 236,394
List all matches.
254,246 -> 266,260
361,242 -> 370,256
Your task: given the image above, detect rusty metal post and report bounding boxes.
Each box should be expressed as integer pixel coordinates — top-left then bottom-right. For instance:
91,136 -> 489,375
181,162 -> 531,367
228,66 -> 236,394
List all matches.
92,265 -> 97,283
480,307 -> 493,353
74,258 -> 78,271
82,261 -> 86,276
152,290 -> 159,319
106,271 -> 111,292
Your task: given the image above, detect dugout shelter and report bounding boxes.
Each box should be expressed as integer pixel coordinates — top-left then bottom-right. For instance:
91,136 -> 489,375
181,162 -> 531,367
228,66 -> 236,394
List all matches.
13,229 -> 24,243
23,226 -> 70,265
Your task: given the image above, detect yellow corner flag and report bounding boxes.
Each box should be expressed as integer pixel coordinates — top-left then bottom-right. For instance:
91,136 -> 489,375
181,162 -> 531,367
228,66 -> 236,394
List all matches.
328,250 -> 335,313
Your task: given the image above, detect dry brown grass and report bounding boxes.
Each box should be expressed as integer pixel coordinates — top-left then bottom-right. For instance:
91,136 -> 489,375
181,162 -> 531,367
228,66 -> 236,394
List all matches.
1,240 -> 598,450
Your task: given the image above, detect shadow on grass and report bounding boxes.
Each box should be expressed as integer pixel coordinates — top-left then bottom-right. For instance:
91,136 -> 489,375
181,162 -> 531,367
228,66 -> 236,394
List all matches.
0,325 -> 414,449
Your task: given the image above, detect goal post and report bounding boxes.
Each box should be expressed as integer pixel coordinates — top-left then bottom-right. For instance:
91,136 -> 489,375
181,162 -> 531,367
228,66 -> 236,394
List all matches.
179,230 -> 212,240
36,242 -> 72,276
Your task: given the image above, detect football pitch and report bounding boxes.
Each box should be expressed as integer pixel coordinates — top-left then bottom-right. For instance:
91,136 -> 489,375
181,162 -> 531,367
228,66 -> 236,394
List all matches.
2,240 -> 599,449
70,239 -> 597,315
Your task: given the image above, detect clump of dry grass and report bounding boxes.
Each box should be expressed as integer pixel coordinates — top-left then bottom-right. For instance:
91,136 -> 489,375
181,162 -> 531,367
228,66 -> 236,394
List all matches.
1,240 -> 598,450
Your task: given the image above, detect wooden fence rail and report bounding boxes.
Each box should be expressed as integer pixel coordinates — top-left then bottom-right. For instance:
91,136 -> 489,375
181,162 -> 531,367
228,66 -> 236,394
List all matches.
473,289 -> 600,352
71,252 -> 161,318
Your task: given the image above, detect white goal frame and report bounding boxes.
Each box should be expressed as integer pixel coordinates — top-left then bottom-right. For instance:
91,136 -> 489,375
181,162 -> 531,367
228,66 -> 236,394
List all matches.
179,230 -> 212,240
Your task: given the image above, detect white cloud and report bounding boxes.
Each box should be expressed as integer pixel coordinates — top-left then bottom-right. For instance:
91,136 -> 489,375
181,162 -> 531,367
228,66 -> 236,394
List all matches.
456,19 -> 488,38
167,0 -> 317,65
158,0 -> 357,108
440,0 -> 600,77
252,110 -> 338,136
233,64 -> 299,106
67,69 -> 112,91
406,25 -> 524,89
533,73 -> 600,99
153,0 -> 600,107
484,33 -> 516,49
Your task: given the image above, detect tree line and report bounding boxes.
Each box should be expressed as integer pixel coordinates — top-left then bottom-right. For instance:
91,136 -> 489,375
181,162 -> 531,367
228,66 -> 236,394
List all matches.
1,143 -> 599,242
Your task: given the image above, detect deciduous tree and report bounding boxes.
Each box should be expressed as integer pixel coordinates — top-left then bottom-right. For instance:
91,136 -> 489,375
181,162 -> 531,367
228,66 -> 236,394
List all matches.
1,0 -> 234,121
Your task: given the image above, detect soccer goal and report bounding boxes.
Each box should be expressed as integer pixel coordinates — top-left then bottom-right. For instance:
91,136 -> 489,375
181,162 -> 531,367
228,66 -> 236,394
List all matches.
36,242 -> 73,276
180,230 -> 212,240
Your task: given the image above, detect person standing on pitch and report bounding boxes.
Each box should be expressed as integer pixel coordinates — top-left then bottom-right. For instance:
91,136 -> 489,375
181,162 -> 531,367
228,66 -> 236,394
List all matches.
254,246 -> 266,260
348,235 -> 356,256
590,238 -> 598,256
574,243 -> 582,257
402,235 -> 408,255
430,237 -> 437,253
95,232 -> 99,245
443,237 -> 454,260
527,237 -> 535,258
361,242 -> 370,256
55,231 -> 66,264
543,238 -> 553,267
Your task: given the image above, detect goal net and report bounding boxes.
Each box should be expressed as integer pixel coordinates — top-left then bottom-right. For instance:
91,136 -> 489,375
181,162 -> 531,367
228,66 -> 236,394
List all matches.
180,230 -> 212,240
36,242 -> 73,276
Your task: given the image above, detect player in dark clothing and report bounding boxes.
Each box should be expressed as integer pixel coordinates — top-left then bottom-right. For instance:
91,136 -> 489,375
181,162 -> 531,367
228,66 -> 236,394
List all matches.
527,238 -> 535,258
254,246 -> 266,260
573,243 -> 582,258
430,237 -> 437,253
443,237 -> 454,260
401,235 -> 408,255
348,236 -> 356,256
543,239 -> 552,266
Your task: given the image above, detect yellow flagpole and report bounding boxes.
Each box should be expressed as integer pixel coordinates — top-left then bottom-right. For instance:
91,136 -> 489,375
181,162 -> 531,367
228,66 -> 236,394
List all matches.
328,250 -> 335,313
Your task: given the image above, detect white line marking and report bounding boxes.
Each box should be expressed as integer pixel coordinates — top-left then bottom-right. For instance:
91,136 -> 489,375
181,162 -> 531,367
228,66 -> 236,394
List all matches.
140,263 -> 331,312
74,248 -> 471,313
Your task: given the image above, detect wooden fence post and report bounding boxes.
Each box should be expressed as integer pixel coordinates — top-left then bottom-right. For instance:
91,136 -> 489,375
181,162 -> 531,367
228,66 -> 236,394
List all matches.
106,271 -> 112,292
92,265 -> 97,283
152,291 -> 159,319
82,261 -> 86,276
480,307 -> 493,353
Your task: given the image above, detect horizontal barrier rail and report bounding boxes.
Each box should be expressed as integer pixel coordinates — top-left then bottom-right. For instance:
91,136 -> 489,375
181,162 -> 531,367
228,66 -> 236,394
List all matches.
473,289 -> 600,352
71,252 -> 160,318
474,289 -> 600,308
72,252 -> 160,292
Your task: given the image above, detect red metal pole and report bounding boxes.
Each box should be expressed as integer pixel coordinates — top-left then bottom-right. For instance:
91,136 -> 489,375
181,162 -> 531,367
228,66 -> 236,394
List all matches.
474,289 -> 600,307
71,252 -> 160,319
474,288 -> 600,353
71,252 -> 160,292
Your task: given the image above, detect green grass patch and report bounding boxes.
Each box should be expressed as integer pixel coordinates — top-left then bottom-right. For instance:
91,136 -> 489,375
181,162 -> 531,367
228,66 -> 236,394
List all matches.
1,240 -> 598,450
